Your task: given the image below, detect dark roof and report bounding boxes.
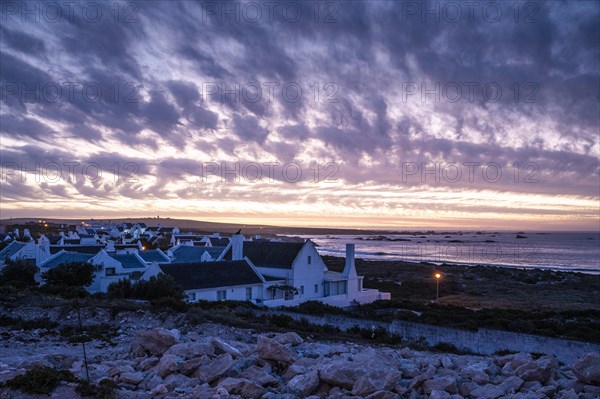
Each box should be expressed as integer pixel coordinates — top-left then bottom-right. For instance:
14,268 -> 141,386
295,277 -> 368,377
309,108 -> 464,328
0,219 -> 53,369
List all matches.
170,246 -> 208,263
209,237 -> 230,247
159,260 -> 263,290
137,223 -> 147,228
230,241 -> 305,269
111,254 -> 146,269
50,245 -> 103,254
0,241 -> 26,259
45,235 -> 63,244
263,275 -> 286,282
138,250 -> 170,263
41,252 -> 94,269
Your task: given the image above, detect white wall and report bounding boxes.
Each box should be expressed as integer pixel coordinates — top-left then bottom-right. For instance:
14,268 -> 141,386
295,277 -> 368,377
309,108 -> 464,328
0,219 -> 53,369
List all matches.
186,284 -> 262,302
291,241 -> 327,301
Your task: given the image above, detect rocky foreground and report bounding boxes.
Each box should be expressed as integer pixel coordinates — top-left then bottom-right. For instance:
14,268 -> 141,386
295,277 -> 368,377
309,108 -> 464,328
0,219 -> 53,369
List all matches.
0,306 -> 599,399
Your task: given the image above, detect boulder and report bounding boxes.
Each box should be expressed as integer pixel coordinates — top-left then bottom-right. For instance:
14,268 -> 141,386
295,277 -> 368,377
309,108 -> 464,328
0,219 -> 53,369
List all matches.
164,342 -> 214,359
514,356 -> 558,383
163,373 -> 196,391
130,328 -> 179,357
154,354 -> 182,378
212,337 -> 243,358
469,383 -> 505,399
320,360 -> 366,389
119,371 -> 144,385
571,353 -> 600,385
273,332 -> 304,346
365,391 -> 401,399
194,353 -> 234,383
240,365 -> 278,387
408,365 -> 436,390
352,369 -> 402,396
429,390 -> 452,399
287,370 -> 319,396
257,336 -> 298,364
422,376 -> 458,395
218,377 -> 267,399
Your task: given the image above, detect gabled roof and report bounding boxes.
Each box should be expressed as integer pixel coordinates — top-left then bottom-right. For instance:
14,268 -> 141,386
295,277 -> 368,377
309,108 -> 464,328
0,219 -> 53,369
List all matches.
41,252 -> 94,269
138,249 -> 170,263
227,241 -> 305,269
63,238 -> 81,244
209,237 -> 230,247
111,254 -> 146,269
50,245 -> 104,255
137,223 -> 147,228
44,235 -> 63,244
159,260 -> 263,290
0,241 -> 26,259
170,246 -> 209,263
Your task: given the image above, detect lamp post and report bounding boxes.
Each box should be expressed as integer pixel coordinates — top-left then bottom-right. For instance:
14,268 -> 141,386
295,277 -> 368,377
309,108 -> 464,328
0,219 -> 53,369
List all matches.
435,273 -> 441,302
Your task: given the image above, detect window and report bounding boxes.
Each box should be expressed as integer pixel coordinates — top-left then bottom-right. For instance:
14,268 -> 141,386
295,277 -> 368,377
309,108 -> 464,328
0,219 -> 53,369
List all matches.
188,292 -> 196,301
105,267 -> 116,276
246,287 -> 252,300
300,285 -> 304,295
314,284 -> 318,293
217,290 -> 227,301
307,255 -> 311,265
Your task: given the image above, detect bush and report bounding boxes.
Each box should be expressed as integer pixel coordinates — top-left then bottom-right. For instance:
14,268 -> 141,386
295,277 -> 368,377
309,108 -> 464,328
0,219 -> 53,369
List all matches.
76,379 -> 117,399
42,262 -> 94,288
107,274 -> 184,301
0,259 -> 39,288
1,365 -> 75,394
150,297 -> 188,312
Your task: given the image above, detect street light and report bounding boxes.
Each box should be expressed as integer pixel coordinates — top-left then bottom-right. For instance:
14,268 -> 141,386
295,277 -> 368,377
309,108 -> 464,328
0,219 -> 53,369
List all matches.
435,272 -> 442,302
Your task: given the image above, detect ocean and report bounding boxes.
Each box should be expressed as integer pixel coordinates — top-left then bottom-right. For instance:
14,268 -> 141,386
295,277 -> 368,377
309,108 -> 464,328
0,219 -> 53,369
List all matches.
295,232 -> 600,274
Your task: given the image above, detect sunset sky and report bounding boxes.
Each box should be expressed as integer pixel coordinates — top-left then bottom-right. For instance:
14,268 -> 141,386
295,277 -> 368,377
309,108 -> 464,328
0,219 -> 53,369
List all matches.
0,1 -> 599,231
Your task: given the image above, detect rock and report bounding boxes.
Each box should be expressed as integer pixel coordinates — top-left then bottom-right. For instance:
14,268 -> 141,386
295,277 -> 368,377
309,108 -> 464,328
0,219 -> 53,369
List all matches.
212,337 -> 243,358
141,374 -> 163,390
194,353 -> 234,383
352,369 -> 402,396
163,373 -> 195,390
514,356 -> 558,383
469,383 -> 505,399
365,391 -> 401,399
557,389 -> 579,399
320,360 -> 366,389
164,342 -> 214,359
422,376 -> 458,395
218,377 -> 267,399
430,390 -> 452,399
138,356 -> 159,371
285,364 -> 308,380
257,336 -> 298,364
441,356 -> 454,369
499,376 -> 525,393
180,356 -> 206,376
400,348 -> 414,358
130,328 -> 179,357
273,332 -> 304,346
287,370 -> 319,396
154,354 -> 182,378
460,363 -> 492,384
408,365 -> 436,390
398,360 -> 421,378
571,353 -> 600,385
119,371 -> 144,385
240,365 -> 278,387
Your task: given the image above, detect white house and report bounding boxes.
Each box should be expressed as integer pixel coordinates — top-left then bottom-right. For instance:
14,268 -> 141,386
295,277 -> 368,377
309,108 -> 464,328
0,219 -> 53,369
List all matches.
0,241 -> 38,268
141,258 -> 265,303
222,234 -> 390,307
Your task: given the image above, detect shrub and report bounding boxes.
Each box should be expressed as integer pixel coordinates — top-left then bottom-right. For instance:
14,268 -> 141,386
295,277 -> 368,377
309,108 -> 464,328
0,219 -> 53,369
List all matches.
107,274 -> 184,301
1,365 -> 75,394
150,297 -> 188,312
76,379 -> 117,399
42,262 -> 94,288
0,259 -> 39,288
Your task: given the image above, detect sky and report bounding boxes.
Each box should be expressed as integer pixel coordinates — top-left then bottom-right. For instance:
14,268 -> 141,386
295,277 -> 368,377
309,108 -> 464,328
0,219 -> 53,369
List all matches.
0,0 -> 599,231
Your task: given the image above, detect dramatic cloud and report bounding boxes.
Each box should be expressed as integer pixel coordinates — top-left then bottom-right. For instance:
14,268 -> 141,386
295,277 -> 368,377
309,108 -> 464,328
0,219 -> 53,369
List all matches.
0,0 -> 598,230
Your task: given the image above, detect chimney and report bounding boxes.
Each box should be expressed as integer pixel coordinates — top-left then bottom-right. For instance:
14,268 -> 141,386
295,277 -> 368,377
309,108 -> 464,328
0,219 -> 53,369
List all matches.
106,240 -> 115,252
14,228 -> 19,237
231,233 -> 244,260
343,244 -> 357,278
